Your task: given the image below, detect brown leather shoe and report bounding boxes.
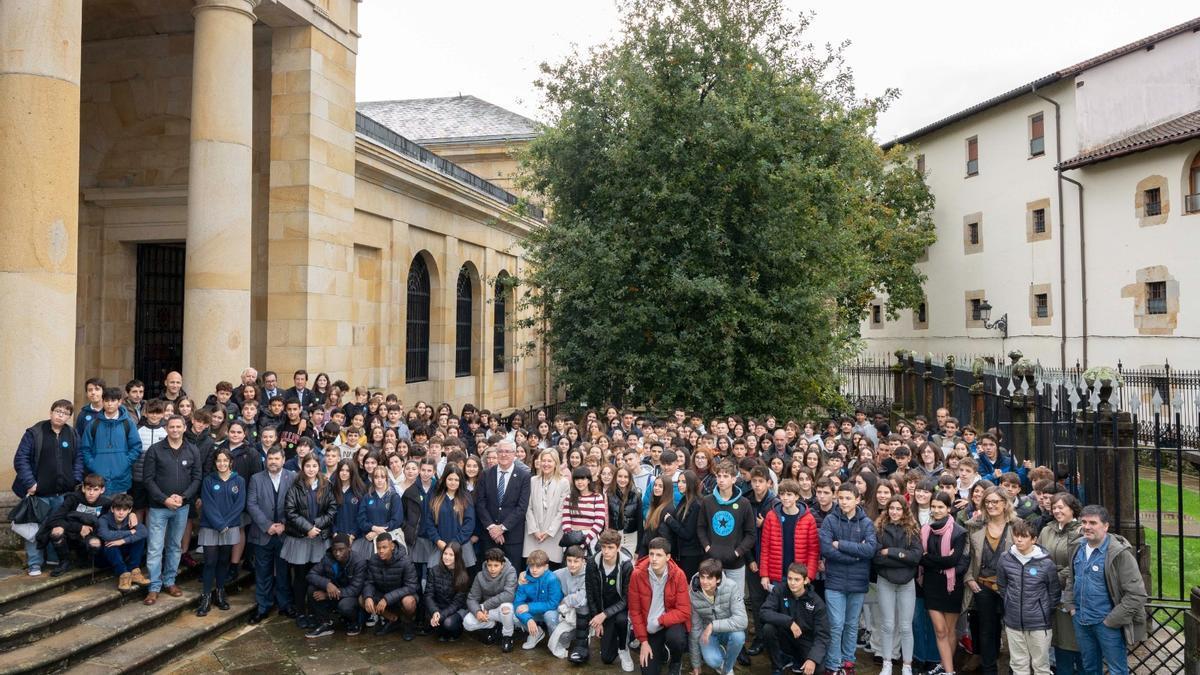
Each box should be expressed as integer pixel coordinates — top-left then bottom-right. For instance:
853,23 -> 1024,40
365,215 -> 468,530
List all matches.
165,585 -> 183,597
143,591 -> 159,605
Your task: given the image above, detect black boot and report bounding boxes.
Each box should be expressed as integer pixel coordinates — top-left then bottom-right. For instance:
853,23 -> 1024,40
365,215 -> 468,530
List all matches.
214,588 -> 230,611
196,593 -> 211,617
567,638 -> 590,665
737,648 -> 752,666
746,636 -> 765,656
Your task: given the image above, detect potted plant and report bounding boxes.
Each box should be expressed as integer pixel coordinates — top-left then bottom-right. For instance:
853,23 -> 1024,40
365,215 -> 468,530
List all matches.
1082,366 -> 1123,411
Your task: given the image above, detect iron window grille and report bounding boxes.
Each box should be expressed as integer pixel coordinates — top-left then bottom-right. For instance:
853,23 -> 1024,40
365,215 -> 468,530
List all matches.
455,268 -> 473,377
406,256 -> 430,383
1145,187 -> 1162,217
1147,281 -> 1167,315
1033,208 -> 1046,234
493,278 -> 507,373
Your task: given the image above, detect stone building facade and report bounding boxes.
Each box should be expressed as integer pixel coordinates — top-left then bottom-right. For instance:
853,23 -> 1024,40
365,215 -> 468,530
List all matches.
0,0 -> 548,490
863,18 -> 1200,371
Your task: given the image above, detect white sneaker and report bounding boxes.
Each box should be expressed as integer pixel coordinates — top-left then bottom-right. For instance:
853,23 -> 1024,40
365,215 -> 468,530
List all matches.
522,628 -> 544,650
27,567 -> 41,577
618,649 -> 634,672
880,662 -> 893,675
901,665 -> 913,675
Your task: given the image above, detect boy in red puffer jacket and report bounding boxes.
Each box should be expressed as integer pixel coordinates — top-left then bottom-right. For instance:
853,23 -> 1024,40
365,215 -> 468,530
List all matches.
628,537 -> 691,675
758,479 -> 820,590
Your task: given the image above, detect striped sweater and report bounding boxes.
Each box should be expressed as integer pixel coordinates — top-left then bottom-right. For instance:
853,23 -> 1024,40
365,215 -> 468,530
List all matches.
561,492 -> 607,548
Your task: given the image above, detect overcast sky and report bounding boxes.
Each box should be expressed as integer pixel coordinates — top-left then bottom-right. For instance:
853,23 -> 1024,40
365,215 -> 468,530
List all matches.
355,1 -> 1198,142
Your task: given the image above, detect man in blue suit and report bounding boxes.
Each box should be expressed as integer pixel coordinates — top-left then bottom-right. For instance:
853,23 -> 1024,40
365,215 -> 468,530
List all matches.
475,439 -> 531,571
246,446 -> 297,623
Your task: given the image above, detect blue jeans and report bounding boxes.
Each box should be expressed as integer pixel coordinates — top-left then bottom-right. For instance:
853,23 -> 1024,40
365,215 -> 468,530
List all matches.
23,495 -> 65,569
542,608 -> 560,633
701,630 -> 746,673
1073,618 -> 1127,675
824,589 -> 866,669
146,505 -> 189,592
99,538 -> 146,574
254,537 -> 291,613
1054,646 -> 1084,675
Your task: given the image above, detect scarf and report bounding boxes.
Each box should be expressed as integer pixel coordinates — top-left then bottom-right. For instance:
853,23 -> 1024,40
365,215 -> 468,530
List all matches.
920,517 -> 956,593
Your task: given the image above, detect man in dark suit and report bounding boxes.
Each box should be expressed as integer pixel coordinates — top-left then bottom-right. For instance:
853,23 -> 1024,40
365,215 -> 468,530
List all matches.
261,371 -> 283,402
475,438 -> 530,571
246,446 -> 297,623
284,369 -> 315,413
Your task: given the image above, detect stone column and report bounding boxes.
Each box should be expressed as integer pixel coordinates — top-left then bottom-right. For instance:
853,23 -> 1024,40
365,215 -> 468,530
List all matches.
182,0 -> 259,393
0,0 -> 82,489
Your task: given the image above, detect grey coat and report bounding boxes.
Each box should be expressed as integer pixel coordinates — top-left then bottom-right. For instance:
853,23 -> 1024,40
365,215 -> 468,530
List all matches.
688,572 -> 748,667
995,545 -> 1061,631
1038,519 -> 1082,651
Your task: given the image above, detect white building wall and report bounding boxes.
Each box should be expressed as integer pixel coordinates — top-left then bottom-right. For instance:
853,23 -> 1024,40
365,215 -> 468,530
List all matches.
1074,30 -> 1200,151
863,64 -> 1200,369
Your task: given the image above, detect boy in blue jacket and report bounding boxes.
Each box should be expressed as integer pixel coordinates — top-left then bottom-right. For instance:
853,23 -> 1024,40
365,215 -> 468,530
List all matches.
818,483 -> 877,675
97,492 -> 148,591
514,549 -> 563,650
79,388 -> 142,496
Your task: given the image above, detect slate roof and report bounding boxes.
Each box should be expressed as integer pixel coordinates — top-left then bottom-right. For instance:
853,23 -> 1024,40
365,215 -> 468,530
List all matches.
1058,110 -> 1200,169
355,95 -> 540,145
881,16 -> 1200,150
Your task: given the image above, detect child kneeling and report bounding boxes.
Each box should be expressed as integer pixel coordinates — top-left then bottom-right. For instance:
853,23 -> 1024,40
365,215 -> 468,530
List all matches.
97,492 -> 148,591
463,547 -> 519,651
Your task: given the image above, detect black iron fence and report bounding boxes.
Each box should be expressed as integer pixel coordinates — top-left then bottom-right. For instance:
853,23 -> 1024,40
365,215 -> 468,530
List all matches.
838,351 -> 1199,673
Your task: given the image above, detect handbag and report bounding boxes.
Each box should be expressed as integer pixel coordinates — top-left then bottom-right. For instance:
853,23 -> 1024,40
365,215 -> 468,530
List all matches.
8,495 -> 49,525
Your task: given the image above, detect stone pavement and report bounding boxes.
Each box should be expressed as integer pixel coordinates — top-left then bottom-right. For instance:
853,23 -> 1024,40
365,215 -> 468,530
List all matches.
157,615 -> 897,675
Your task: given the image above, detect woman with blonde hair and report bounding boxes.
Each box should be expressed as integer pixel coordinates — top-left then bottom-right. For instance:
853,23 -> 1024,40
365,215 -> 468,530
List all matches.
963,486 -> 1016,675
523,449 -> 567,565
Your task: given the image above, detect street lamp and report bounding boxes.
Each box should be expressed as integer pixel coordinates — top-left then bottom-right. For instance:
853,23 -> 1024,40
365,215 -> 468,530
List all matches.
979,300 -> 1008,339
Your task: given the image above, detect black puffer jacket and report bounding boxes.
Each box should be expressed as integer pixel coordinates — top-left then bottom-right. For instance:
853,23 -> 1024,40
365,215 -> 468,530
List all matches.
873,522 -> 923,585
364,546 -> 420,605
586,547 -> 634,618
284,478 -> 338,538
423,562 -> 468,616
608,487 -> 642,535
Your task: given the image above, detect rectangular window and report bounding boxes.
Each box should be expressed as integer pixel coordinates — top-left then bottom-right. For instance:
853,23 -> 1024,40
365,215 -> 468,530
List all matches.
871,304 -> 882,325
917,302 -> 927,323
1032,208 -> 1046,234
966,137 -> 979,176
1147,281 -> 1167,315
1030,113 -> 1045,156
967,222 -> 980,245
971,298 -> 983,321
1035,293 -> 1048,318
1145,187 -> 1162,217
916,154 -> 925,175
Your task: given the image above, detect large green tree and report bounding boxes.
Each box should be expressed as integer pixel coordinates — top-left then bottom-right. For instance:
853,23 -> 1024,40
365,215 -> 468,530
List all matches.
517,0 -> 934,414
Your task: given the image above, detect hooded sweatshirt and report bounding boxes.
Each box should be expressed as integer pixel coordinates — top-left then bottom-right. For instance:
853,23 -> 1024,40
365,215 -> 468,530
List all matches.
555,564 -> 589,610
697,486 -> 757,570
467,559 -> 518,613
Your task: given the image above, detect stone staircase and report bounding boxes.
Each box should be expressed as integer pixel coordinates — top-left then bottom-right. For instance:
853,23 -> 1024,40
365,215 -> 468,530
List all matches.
0,565 -> 253,674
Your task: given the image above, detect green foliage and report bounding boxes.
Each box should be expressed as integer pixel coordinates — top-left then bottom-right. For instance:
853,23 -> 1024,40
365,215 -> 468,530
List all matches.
516,0 -> 934,414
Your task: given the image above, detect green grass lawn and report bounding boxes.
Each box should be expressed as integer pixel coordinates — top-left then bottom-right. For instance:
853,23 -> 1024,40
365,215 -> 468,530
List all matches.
1138,477 -> 1200,521
1144,534 -> 1199,602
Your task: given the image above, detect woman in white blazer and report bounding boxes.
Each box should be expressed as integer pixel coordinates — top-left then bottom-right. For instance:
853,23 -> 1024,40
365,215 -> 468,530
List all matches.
523,448 -> 568,564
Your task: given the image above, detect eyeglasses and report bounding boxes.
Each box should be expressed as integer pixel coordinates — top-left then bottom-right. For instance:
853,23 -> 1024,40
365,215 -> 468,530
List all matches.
984,498 -> 1005,505
51,410 -> 71,417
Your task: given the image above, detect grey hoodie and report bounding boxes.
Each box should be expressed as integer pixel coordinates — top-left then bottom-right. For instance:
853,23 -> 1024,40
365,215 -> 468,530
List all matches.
467,559 -> 518,613
555,564 -> 588,610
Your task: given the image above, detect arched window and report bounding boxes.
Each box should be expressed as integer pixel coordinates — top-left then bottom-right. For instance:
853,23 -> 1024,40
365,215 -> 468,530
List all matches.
405,256 -> 430,383
1188,153 -> 1200,214
455,267 -> 473,377
493,275 -> 508,373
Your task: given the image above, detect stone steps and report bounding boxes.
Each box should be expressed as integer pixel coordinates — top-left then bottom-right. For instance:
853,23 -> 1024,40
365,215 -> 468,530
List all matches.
0,568 -> 252,675
61,594 -> 255,675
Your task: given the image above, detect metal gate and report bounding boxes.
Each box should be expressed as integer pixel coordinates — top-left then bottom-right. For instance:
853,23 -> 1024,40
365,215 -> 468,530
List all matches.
134,244 -> 185,399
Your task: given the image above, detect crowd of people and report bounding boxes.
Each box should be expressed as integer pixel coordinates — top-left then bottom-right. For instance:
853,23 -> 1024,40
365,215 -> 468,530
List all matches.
11,367 -> 1149,675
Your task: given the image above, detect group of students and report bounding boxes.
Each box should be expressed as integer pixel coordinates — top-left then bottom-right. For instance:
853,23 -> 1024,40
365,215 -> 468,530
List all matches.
11,370 -> 1149,675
